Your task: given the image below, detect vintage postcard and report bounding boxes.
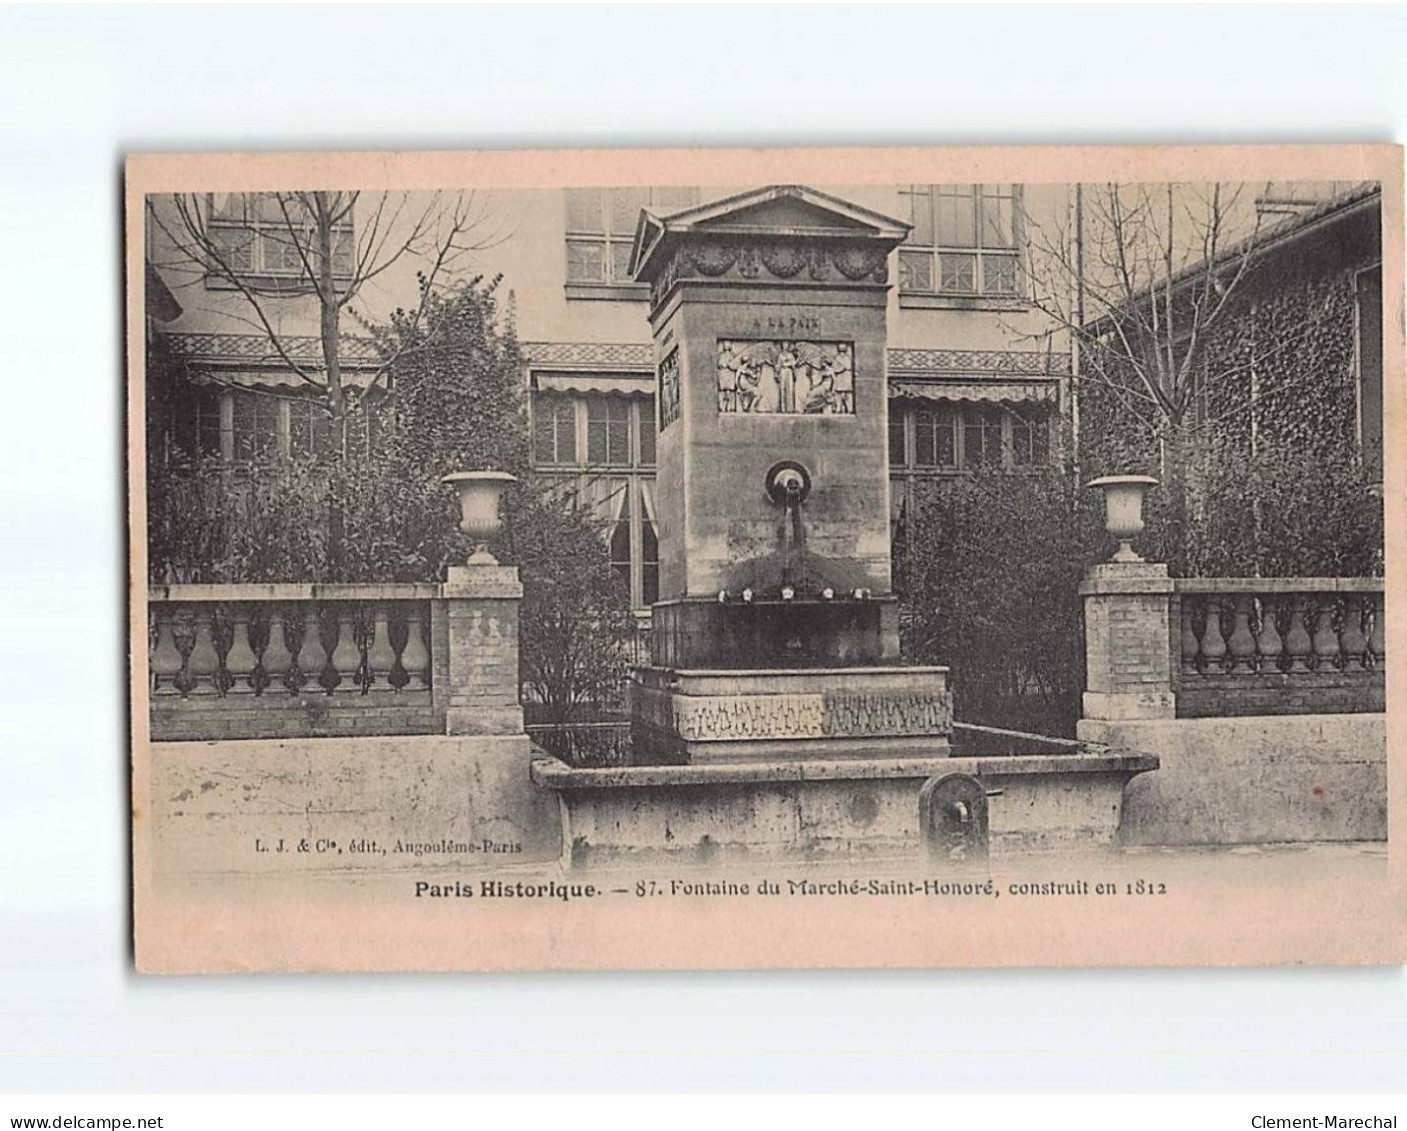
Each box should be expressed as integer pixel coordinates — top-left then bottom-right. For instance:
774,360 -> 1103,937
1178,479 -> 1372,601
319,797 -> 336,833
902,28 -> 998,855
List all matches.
128,145 -> 1404,972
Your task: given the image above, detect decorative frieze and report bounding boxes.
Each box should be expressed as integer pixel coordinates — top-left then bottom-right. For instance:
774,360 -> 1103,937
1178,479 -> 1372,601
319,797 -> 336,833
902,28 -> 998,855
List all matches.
164,332 -> 380,365
888,347 -> 1071,376
675,694 -> 826,741
649,239 -> 889,307
821,691 -> 952,736
521,340 -> 655,370
637,687 -> 954,742
717,339 -> 855,415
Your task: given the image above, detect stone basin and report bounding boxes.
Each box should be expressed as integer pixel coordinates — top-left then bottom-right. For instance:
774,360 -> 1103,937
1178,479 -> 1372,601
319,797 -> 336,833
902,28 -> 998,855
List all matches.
530,751 -> 1160,869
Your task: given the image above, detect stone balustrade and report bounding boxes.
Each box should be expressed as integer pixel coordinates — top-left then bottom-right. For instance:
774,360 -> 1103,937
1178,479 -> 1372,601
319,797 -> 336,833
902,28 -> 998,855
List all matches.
1080,566 -> 1384,722
1173,578 -> 1385,717
147,571 -> 523,741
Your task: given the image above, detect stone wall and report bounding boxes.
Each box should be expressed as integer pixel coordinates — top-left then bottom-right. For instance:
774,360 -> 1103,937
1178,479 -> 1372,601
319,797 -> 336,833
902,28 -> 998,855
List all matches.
1079,713 -> 1386,846
146,735 -> 560,878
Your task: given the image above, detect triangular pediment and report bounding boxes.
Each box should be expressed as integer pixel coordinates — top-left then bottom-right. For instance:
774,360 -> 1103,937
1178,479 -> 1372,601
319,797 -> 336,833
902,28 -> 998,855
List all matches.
667,185 -> 906,236
631,184 -> 909,283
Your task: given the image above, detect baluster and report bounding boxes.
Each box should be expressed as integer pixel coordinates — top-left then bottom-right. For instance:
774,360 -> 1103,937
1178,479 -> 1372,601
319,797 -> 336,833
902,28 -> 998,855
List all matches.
261,607 -> 293,695
1340,595 -> 1369,671
296,605 -> 329,694
186,606 -> 221,697
366,603 -> 397,690
400,610 -> 430,692
1199,598 -> 1228,675
1312,596 -> 1341,672
1368,592 -> 1386,671
330,606 -> 363,694
224,607 -> 258,694
1284,597 -> 1313,673
1227,595 -> 1256,674
1180,602 -> 1200,676
1255,596 -> 1283,673
149,605 -> 184,697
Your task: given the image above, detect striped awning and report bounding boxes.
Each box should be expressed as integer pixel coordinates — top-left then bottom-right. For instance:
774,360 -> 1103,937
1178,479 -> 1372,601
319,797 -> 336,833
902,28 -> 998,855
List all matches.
535,372 -> 653,397
888,378 -> 1059,405
188,368 -> 380,392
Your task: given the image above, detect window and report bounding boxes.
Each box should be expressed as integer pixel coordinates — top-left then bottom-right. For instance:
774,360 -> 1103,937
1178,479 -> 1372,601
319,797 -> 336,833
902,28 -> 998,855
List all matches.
533,394 -> 578,465
587,398 -> 631,465
565,186 -> 699,287
609,512 -> 633,598
898,184 -> 1023,299
207,192 -> 354,284
637,395 -> 657,465
171,385 -> 223,461
962,406 -> 1005,468
641,515 -> 660,606
1010,405 -> 1050,467
231,389 -> 280,461
913,406 -> 958,469
891,401 -> 1051,472
888,412 -> 906,466
289,399 -> 334,459
529,389 -> 658,608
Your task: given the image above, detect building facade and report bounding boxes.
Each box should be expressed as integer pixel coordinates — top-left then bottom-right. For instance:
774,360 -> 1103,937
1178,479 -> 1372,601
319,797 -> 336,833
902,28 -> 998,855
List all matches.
147,182 -> 1075,605
145,179 -> 1382,604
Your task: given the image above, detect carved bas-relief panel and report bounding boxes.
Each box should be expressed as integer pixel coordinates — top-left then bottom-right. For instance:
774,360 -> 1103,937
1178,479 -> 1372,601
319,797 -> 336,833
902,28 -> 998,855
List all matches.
717,339 -> 855,415
658,348 -> 680,431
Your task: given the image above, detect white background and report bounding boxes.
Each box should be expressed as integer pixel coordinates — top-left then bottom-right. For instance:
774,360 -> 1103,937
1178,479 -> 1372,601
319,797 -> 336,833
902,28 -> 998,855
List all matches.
0,2 -> 1404,1095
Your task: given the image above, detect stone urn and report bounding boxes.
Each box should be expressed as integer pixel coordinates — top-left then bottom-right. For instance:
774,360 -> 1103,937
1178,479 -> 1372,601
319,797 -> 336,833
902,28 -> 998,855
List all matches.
442,470 -> 517,565
1086,475 -> 1158,563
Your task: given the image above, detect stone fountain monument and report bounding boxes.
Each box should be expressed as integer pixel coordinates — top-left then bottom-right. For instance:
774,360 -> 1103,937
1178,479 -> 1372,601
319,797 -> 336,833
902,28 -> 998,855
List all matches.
531,186 -> 1156,866
629,184 -> 952,763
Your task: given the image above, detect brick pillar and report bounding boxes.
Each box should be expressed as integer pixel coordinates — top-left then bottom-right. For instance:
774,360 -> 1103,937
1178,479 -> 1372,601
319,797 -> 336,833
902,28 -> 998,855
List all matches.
441,564 -> 525,736
1079,562 -> 1175,721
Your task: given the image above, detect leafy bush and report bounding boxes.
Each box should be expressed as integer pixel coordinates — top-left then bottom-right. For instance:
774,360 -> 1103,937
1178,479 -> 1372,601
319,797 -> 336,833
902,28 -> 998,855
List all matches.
896,470 -> 1099,736
146,279 -> 636,735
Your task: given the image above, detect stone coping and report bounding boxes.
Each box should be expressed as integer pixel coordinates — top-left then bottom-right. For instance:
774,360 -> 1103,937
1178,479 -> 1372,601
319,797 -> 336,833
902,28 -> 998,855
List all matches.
530,751 -> 1159,791
1172,577 -> 1383,594
643,665 -> 950,678
149,582 -> 441,602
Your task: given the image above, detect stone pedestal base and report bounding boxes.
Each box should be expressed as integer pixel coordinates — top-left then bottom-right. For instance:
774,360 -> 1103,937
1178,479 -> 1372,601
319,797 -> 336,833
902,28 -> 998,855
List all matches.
629,664 -> 953,764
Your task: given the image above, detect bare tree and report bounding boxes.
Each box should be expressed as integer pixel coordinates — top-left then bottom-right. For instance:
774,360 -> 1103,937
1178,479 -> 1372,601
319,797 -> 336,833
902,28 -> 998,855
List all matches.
1021,182 -> 1269,535
147,189 -> 507,429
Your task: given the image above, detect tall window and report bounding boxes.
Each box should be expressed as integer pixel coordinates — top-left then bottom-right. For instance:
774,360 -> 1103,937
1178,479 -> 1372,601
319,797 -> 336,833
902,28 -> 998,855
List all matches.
637,395 -> 657,465
532,394 -> 578,465
171,385 -> 223,461
609,513 -> 633,598
914,406 -> 959,468
565,187 -> 699,287
1010,405 -> 1050,467
962,406 -> 1005,468
587,399 -> 631,464
231,389 -> 280,461
898,184 -> 1023,298
641,514 -> 660,606
207,192 -> 354,284
289,399 -> 334,460
529,388 -> 658,608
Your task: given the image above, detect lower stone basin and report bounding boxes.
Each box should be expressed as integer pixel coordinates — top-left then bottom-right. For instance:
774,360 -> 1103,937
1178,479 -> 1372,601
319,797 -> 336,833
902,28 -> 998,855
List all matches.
530,752 -> 1159,869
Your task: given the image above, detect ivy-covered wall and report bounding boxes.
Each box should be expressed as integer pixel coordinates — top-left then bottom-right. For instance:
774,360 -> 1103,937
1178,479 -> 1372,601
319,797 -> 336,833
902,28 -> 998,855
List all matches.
1075,204 -> 1383,578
